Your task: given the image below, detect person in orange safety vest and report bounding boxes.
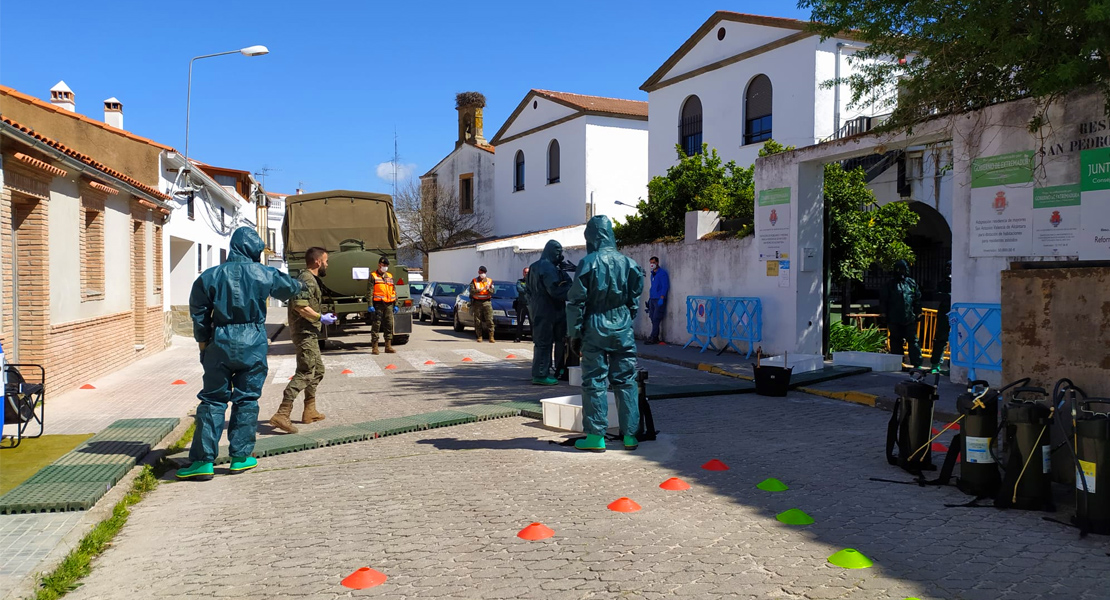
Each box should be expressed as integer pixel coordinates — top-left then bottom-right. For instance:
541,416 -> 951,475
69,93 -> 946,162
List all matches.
368,256 -> 397,355
469,266 -> 496,342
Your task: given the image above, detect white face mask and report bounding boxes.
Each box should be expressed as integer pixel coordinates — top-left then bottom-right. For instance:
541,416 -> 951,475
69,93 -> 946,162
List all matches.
379,266 -> 388,274
479,273 -> 487,280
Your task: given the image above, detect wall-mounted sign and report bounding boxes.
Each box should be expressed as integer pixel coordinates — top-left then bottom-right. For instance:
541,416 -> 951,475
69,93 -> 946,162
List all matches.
757,187 -> 791,261
1033,184 -> 1081,256
1080,147 -> 1110,260
970,151 -> 1034,257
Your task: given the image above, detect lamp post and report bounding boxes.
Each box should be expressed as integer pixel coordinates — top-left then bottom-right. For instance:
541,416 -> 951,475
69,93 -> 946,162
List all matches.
185,45 -> 269,162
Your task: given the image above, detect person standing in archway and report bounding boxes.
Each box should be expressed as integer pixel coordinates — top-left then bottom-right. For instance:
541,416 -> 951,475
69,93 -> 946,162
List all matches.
882,259 -> 922,369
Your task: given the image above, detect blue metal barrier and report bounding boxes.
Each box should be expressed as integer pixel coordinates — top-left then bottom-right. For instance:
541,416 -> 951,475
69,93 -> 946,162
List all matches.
683,296 -> 718,353
717,297 -> 762,358
950,303 -> 1002,380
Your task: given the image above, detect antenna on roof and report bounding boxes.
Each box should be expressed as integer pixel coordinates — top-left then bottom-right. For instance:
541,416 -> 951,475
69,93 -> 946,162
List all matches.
254,165 -> 280,188
392,128 -> 400,199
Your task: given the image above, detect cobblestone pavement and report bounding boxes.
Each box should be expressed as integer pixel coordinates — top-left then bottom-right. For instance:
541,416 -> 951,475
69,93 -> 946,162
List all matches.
61,337 -> 1110,600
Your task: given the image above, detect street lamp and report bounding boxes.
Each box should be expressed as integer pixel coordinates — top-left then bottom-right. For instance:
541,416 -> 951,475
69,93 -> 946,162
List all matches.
185,45 -> 269,161
614,200 -> 636,208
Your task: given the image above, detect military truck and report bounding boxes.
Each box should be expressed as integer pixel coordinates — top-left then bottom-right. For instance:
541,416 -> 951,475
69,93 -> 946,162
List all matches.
282,190 -> 413,346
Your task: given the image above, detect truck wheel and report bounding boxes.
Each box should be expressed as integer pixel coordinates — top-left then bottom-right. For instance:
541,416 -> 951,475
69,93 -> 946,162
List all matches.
392,335 -> 409,346
453,313 -> 464,332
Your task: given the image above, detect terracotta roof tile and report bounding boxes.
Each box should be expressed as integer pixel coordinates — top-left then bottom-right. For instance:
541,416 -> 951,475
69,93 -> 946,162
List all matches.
476,143 -> 495,154
0,85 -> 178,152
532,90 -> 648,118
1,116 -> 172,202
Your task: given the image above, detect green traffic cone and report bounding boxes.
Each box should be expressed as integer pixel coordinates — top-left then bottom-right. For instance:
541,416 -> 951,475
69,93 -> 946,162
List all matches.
827,548 -> 873,569
756,478 -> 789,492
775,508 -> 814,525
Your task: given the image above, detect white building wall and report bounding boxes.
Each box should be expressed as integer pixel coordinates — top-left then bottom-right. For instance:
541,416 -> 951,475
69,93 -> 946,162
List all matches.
498,97 -> 577,140
584,117 -> 648,224
429,226 -> 588,282
667,23 -> 793,76
425,144 -> 496,227
493,118 -> 587,236
429,244 -> 588,288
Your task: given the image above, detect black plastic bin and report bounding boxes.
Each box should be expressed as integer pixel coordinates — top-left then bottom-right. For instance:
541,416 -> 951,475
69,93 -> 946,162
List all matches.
752,365 -> 792,397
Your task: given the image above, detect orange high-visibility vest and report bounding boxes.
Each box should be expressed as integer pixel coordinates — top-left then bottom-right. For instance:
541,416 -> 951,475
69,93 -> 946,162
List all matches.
371,270 -> 396,302
471,278 -> 493,301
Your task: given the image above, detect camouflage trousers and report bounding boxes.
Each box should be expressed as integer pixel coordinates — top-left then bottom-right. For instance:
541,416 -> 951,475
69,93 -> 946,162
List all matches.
473,300 -> 494,339
283,332 -> 324,403
371,300 -> 395,342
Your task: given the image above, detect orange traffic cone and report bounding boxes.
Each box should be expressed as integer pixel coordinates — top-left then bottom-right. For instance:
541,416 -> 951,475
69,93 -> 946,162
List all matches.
385,364 -> 398,370
659,477 -> 691,491
171,380 -> 187,385
80,384 -> 95,390
517,522 -> 555,540
340,567 -> 387,589
462,357 -> 474,362
702,459 -> 729,471
341,369 -> 354,375
608,497 -> 642,512
424,360 -> 436,365
506,354 -> 518,359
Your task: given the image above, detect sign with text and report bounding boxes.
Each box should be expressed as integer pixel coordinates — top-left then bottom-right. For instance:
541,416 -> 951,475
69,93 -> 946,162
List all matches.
757,187 -> 791,261
1033,185 -> 1081,256
1080,147 -> 1110,260
970,151 -> 1034,257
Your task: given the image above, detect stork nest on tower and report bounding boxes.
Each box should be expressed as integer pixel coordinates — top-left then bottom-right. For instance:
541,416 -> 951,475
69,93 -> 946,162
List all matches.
455,91 -> 487,109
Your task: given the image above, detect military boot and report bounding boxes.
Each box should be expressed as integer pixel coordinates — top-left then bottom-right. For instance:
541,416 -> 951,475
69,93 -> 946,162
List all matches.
489,331 -> 495,343
385,339 -> 396,353
269,400 -> 299,434
372,339 -> 380,355
302,398 -> 326,424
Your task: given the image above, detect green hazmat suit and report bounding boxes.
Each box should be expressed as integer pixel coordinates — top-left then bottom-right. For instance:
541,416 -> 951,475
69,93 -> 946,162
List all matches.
566,216 -> 645,437
527,240 -> 571,380
188,227 -> 303,463
881,259 -> 922,368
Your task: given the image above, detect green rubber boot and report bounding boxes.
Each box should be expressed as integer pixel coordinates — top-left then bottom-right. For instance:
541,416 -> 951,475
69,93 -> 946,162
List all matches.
574,434 -> 606,452
531,377 -> 559,386
229,456 -> 258,473
176,461 -> 214,481
623,435 -> 639,451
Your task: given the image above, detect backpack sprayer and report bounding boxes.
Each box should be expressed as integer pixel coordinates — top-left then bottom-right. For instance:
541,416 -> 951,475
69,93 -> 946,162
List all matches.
1047,379 -> 1110,537
884,369 -> 940,474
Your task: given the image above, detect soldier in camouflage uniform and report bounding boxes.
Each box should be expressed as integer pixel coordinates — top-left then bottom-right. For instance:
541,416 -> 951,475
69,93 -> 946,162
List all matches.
271,247 -> 337,434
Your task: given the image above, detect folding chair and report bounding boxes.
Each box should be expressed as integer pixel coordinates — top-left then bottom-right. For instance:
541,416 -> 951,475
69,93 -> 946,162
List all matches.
2,363 -> 45,449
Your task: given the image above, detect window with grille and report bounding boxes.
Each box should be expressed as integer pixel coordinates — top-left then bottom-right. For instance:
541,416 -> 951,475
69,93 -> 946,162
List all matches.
679,96 -> 703,157
547,139 -> 561,184
514,150 -> 526,192
744,75 -> 773,145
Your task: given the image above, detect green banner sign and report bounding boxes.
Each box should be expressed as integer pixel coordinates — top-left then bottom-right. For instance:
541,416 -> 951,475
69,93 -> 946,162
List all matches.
1034,184 -> 1081,209
1081,147 -> 1110,192
758,187 -> 790,206
971,151 -> 1034,188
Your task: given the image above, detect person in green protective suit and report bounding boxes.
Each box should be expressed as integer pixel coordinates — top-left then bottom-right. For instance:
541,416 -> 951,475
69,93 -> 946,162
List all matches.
881,259 -> 923,369
566,216 -> 645,452
177,227 -> 304,480
527,240 -> 572,385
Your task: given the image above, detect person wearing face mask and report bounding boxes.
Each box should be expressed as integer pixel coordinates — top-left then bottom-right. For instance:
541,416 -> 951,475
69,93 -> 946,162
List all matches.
470,266 -> 497,342
177,227 -> 305,480
269,246 -> 336,435
368,256 -> 399,355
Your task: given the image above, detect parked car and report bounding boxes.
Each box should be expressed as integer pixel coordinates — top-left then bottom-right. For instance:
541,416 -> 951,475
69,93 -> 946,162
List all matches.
419,282 -> 467,325
409,281 -> 428,298
453,281 -> 531,334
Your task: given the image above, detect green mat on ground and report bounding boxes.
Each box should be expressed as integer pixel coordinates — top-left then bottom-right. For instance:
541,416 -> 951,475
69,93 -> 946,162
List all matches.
0,434 -> 95,495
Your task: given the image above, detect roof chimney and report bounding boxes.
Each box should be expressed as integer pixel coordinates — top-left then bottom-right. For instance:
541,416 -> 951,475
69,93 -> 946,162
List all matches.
50,81 -> 75,112
104,97 -> 123,129
455,91 -> 487,148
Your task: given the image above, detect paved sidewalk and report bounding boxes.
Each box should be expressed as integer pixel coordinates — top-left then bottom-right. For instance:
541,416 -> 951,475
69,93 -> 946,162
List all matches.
636,340 -> 967,417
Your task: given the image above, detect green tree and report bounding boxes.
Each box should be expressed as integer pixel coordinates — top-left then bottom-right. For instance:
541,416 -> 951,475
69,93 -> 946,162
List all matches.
800,0 -> 1110,133
614,141 -> 791,245
824,162 -> 919,321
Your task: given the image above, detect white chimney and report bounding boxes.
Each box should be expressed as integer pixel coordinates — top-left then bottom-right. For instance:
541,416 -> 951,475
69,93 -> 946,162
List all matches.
50,81 -> 75,112
103,97 -> 123,129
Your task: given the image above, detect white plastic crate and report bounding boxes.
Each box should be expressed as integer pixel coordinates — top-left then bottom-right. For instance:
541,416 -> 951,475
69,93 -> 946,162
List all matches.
568,366 -> 582,386
541,393 -> 618,432
832,351 -> 903,372
762,353 -> 823,374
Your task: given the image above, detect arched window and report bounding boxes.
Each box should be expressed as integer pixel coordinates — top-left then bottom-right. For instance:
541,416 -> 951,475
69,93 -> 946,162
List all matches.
679,95 -> 703,157
547,139 -> 561,184
744,75 -> 773,145
514,150 -> 526,192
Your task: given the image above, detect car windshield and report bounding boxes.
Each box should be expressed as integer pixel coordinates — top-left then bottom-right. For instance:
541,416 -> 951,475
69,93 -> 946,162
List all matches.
492,282 -> 518,299
410,283 -> 426,295
435,283 -> 466,296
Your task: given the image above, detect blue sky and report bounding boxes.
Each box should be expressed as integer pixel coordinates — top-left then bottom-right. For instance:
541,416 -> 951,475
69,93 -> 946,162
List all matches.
0,1 -> 809,196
